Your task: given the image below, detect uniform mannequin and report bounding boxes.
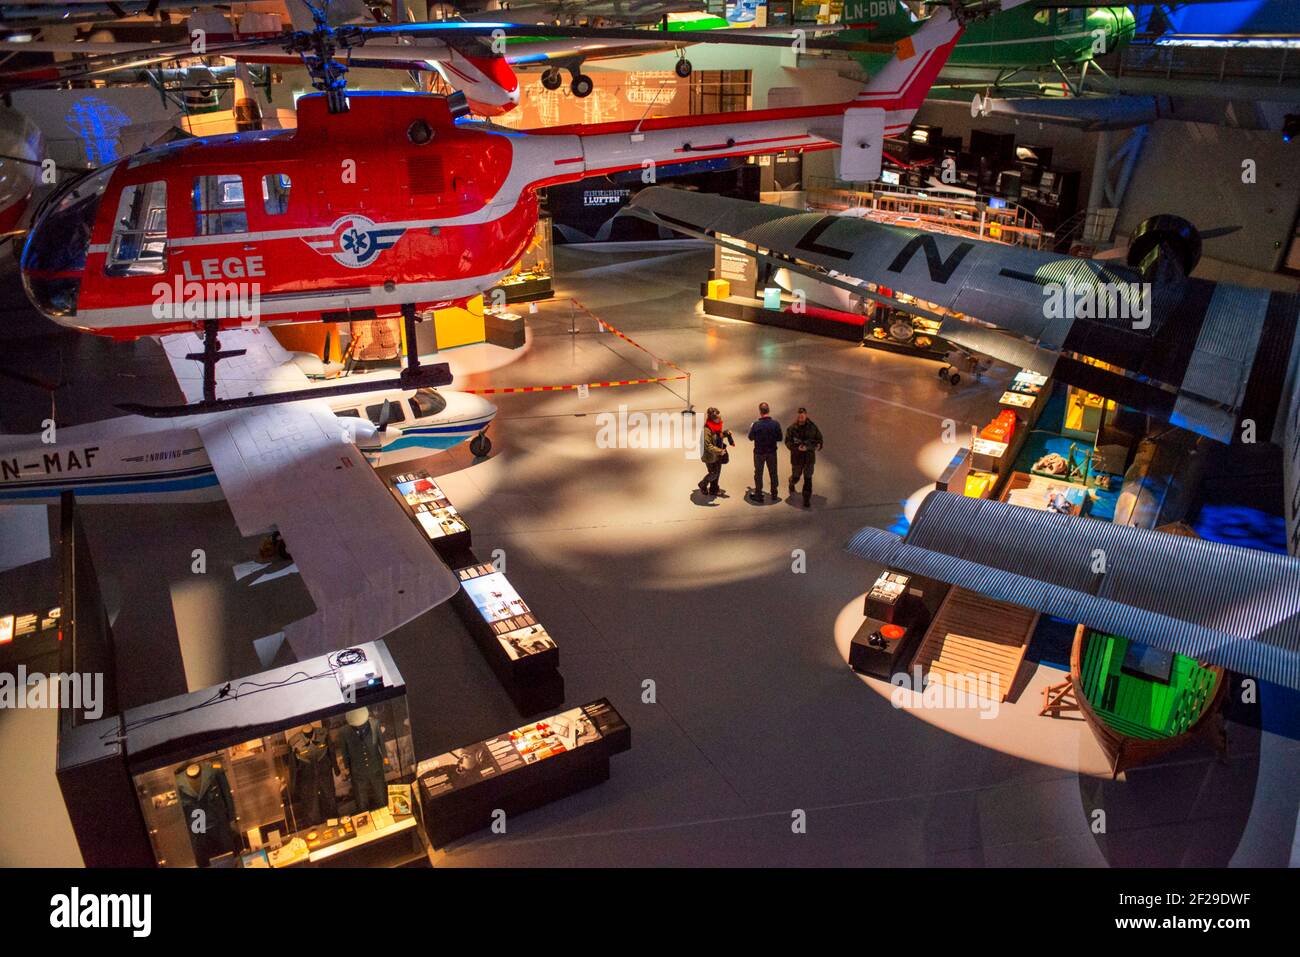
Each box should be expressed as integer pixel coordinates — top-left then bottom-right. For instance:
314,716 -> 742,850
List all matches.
339,707 -> 388,812
175,759 -> 239,867
287,721 -> 338,829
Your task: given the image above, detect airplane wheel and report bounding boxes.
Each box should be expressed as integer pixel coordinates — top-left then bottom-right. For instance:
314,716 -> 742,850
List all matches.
675,58 -> 693,78
541,69 -> 562,90
948,372 -> 961,385
937,366 -> 950,380
470,433 -> 492,458
570,74 -> 594,97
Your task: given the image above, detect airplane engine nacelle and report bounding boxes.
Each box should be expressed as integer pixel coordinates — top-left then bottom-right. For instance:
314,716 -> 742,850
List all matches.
1126,215 -> 1201,331
1127,214 -> 1202,281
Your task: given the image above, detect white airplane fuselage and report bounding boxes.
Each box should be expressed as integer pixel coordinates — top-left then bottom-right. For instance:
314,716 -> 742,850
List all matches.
0,388 -> 495,505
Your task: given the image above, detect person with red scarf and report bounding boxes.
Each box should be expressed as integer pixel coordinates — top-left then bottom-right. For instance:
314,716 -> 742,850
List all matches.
697,406 -> 733,498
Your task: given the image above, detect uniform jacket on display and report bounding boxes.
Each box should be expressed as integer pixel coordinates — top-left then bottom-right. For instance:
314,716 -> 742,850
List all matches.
785,420 -> 824,463
748,416 -> 783,455
175,760 -> 240,867
288,725 -> 339,828
339,716 -> 389,812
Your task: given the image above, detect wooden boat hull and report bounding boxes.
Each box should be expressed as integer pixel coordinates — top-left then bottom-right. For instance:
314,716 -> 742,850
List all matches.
1070,624 -> 1227,778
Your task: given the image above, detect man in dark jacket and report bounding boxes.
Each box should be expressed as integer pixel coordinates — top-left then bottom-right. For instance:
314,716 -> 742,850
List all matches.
784,407 -> 824,508
746,402 -> 782,503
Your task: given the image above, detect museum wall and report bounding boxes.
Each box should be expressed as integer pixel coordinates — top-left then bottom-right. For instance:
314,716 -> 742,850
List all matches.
1115,119 -> 1299,273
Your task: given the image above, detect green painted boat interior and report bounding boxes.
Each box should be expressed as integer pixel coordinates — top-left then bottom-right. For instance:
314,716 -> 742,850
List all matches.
1079,631 -> 1218,740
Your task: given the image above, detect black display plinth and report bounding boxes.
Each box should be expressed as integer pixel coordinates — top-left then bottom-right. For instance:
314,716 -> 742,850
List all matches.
415,699 -> 631,849
489,275 -> 552,305
386,470 -> 471,561
700,293 -> 865,342
849,616 -> 925,680
849,569 -> 939,679
450,559 -> 564,716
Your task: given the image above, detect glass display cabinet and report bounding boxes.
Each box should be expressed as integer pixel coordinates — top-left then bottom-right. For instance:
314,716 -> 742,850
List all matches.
124,641 -> 423,868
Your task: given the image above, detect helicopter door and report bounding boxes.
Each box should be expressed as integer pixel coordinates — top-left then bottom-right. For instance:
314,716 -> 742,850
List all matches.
105,180 -> 168,277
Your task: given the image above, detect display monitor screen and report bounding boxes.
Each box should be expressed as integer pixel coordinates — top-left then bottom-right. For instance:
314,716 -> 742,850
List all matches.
1122,641 -> 1175,684
880,169 -> 900,186
461,571 -> 528,623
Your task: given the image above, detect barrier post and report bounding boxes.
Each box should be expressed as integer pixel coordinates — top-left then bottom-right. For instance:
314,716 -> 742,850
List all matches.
684,372 -> 694,415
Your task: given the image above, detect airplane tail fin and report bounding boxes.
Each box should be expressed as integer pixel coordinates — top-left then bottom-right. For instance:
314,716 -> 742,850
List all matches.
842,0 -> 921,42
837,7 -> 963,181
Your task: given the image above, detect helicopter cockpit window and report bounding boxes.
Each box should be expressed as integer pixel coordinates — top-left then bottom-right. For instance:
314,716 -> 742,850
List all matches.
408,389 -> 447,419
262,173 -> 291,215
105,181 -> 168,277
193,173 -> 248,236
365,400 -> 406,427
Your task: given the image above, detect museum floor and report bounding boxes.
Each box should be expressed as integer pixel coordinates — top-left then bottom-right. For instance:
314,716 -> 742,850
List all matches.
2,241 -> 1297,867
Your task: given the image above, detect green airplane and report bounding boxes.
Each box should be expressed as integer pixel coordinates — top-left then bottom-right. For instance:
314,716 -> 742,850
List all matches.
843,1 -> 1136,89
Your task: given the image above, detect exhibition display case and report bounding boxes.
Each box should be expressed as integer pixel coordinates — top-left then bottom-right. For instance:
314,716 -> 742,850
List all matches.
113,642 -> 424,868
451,560 -> 564,715
488,215 -> 553,304
388,468 -> 471,560
415,698 -> 631,848
863,306 -> 950,361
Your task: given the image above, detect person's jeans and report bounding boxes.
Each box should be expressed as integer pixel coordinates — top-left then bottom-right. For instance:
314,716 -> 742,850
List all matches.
790,454 -> 815,503
753,450 -> 778,494
703,459 -> 723,492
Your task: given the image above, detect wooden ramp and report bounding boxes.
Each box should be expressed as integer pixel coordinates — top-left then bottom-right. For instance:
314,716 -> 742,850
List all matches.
912,588 -> 1038,702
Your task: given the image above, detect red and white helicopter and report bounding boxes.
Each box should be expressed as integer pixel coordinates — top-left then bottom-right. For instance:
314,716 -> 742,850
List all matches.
16,2 -> 968,417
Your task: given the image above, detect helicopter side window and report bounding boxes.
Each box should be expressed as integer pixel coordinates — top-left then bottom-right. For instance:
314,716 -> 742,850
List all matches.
193,173 -> 248,236
105,181 -> 168,277
408,389 -> 447,419
262,173 -> 291,215
364,400 -> 406,427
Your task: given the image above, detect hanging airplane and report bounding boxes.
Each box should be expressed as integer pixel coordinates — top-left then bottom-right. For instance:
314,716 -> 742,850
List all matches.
0,2 -> 846,116
13,3 -> 967,418
0,326 -> 487,658
625,185 -> 1300,550
841,1 -> 1136,94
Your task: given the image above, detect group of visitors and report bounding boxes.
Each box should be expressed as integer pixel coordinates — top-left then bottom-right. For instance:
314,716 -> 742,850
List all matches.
697,403 -> 824,508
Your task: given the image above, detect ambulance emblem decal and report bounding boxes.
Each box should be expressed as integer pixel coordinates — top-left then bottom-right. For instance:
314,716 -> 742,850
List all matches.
303,214 -> 406,269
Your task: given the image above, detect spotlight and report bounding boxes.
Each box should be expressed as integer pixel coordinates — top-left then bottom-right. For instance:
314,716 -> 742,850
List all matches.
1284,114 -> 1300,143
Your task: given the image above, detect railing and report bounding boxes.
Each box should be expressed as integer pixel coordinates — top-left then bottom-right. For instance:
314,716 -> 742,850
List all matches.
804,176 -> 1046,249
1050,206 -> 1119,257
1118,42 -> 1300,87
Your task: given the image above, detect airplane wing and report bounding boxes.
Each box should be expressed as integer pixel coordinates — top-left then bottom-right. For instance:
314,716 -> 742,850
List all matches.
503,24 -> 843,70
627,186 -> 1295,445
159,329 -> 459,659
846,491 -> 1300,692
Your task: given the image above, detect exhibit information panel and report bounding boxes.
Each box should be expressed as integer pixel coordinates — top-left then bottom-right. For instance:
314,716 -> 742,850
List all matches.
390,470 -> 470,551
415,698 -> 631,847
456,561 -> 557,664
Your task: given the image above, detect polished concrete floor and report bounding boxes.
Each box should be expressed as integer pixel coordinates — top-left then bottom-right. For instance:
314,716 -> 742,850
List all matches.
1,241 -> 1297,866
